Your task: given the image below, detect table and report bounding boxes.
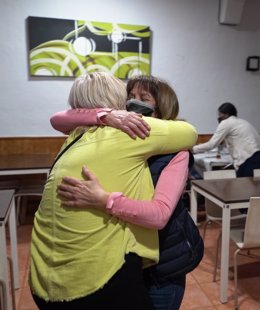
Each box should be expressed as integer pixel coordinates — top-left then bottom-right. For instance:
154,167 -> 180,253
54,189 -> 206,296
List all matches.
190,177 -> 260,303
0,190 -> 17,310
194,150 -> 233,177
0,153 -> 54,307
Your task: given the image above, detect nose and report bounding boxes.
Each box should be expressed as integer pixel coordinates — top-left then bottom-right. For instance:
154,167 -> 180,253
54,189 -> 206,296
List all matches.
133,95 -> 141,100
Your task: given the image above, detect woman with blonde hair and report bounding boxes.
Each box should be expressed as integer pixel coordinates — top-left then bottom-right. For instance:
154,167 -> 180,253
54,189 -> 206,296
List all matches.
30,72 -> 197,310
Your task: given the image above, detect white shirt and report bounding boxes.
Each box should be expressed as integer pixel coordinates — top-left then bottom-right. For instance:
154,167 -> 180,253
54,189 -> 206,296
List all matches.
193,116 -> 260,169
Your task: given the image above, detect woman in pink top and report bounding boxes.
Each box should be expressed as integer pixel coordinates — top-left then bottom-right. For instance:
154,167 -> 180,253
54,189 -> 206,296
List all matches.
51,75 -> 203,310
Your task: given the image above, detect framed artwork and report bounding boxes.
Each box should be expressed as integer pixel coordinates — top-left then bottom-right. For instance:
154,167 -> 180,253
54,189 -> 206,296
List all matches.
27,16 -> 151,79
246,56 -> 260,72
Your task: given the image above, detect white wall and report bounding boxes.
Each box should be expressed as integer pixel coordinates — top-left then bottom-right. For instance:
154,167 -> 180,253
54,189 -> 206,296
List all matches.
0,0 -> 259,136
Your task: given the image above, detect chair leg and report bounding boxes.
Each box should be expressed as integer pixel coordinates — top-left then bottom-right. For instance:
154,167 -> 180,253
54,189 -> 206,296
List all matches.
7,256 -> 16,310
202,219 -> 211,240
0,278 -> 8,310
15,196 -> 22,226
19,198 -> 28,225
0,259 -> 16,310
213,231 -> 222,282
234,248 -> 240,310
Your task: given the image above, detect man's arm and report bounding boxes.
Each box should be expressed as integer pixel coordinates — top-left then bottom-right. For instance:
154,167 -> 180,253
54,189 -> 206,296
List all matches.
57,151 -> 189,229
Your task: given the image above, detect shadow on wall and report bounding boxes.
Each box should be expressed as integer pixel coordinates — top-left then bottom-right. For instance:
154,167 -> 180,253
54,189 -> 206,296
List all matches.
236,0 -> 260,32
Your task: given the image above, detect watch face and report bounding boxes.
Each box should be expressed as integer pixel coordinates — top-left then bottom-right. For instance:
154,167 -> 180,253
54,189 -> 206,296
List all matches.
126,99 -> 155,116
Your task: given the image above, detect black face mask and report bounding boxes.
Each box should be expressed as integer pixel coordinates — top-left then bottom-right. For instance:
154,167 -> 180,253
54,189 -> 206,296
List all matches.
218,115 -> 229,123
126,99 -> 155,116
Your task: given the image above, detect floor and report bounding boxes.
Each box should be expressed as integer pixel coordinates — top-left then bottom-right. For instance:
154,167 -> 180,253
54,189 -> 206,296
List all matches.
5,208 -> 260,310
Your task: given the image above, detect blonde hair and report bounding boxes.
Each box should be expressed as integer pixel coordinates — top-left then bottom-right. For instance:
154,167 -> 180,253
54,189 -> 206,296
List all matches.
69,72 -> 127,110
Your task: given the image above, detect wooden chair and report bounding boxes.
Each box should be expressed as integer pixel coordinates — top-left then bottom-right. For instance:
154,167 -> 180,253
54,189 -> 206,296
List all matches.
215,197 -> 260,309
15,184 -> 45,225
0,179 -> 45,225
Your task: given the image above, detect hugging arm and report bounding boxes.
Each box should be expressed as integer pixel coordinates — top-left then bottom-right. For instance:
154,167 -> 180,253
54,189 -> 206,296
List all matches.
50,108 -> 150,139
58,151 -> 189,229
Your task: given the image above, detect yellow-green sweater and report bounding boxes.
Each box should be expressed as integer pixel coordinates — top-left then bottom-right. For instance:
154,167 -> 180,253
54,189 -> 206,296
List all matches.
29,117 -> 197,301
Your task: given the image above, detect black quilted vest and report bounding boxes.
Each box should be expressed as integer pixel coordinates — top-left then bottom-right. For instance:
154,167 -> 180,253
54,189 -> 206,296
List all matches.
143,152 -> 204,284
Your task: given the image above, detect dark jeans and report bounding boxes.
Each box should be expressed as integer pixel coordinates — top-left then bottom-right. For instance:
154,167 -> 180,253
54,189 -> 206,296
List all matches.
236,151 -> 260,177
145,275 -> 186,310
32,253 -> 154,310
237,151 -> 260,213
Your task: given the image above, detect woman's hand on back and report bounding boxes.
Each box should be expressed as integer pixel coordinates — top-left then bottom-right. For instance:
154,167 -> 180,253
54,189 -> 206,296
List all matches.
57,165 -> 109,209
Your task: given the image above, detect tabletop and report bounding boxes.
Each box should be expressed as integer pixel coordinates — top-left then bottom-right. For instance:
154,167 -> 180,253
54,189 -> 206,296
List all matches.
0,189 -> 15,221
191,177 -> 260,203
194,150 -> 233,176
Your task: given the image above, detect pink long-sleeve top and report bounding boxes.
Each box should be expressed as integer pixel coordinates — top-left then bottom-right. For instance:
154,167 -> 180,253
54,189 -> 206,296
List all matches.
106,151 -> 189,229
50,108 -> 112,134
50,109 -> 189,230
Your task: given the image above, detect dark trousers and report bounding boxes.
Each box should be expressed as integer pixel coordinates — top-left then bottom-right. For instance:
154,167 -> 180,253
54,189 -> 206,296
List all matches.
236,151 -> 260,177
32,253 -> 154,310
145,275 -> 186,310
237,151 -> 260,213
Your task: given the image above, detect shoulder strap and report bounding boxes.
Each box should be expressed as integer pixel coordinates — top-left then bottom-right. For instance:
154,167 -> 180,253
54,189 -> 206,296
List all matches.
49,133 -> 84,173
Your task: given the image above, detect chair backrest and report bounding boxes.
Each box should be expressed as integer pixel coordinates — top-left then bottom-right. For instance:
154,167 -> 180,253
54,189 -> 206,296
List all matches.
203,170 -> 236,219
243,197 -> 260,248
253,169 -> 260,178
203,169 -> 236,180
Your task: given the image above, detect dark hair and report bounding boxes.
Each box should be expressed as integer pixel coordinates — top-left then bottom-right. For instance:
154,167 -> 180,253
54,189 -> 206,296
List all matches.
126,75 -> 179,120
126,75 -> 160,104
218,102 -> 237,116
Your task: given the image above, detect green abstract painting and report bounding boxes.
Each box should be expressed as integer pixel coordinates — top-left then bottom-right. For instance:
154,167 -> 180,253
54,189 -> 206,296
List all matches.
28,16 -> 151,79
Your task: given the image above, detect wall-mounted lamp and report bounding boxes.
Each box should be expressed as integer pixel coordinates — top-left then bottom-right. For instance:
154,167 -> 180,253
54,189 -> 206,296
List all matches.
246,56 -> 260,72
